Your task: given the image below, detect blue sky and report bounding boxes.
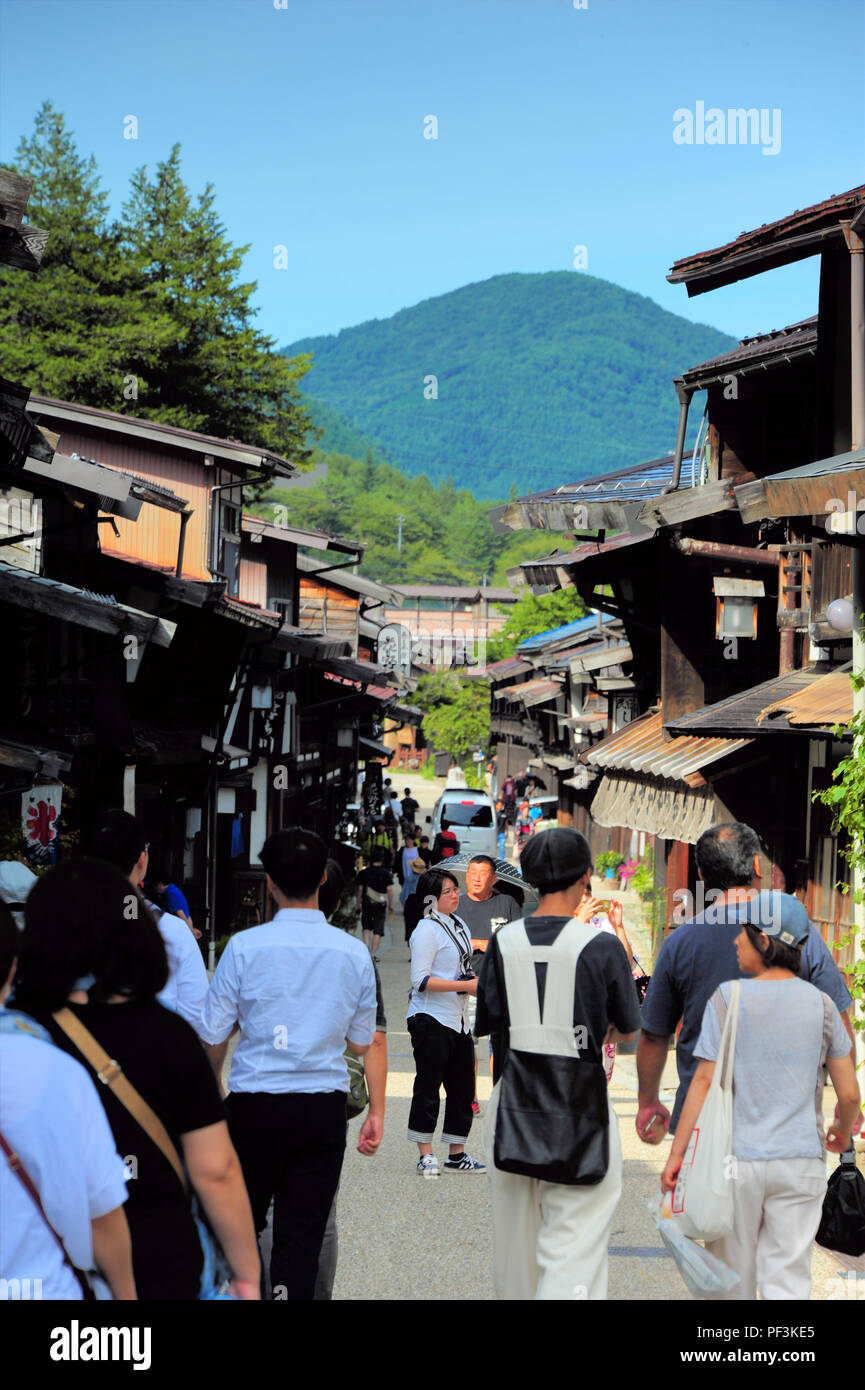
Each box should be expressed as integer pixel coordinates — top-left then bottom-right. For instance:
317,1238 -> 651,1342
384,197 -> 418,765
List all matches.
1,0 -> 863,347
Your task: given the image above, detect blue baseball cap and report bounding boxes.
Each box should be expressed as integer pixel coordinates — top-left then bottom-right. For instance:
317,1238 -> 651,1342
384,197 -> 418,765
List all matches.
731,891 -> 810,946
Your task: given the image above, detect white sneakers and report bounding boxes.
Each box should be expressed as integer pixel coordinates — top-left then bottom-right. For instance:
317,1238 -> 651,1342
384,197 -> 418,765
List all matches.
417,1152 -> 487,1176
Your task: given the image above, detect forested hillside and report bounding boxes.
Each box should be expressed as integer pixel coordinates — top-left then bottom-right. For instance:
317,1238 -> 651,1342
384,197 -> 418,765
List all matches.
259,449 -> 556,586
287,272 -> 737,499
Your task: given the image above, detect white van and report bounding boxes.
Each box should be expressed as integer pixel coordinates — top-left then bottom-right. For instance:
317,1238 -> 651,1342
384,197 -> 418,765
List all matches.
428,787 -> 498,860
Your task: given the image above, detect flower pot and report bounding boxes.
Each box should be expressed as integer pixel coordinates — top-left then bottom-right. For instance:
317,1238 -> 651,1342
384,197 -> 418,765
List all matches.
604,867 -> 615,879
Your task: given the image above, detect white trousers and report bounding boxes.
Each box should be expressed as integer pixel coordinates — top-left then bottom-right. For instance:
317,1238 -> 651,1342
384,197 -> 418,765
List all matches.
485,1083 -> 623,1300
706,1157 -> 826,1300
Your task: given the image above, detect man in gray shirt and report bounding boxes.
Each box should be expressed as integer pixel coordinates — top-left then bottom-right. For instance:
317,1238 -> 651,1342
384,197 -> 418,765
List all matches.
458,855 -> 521,1114
636,822 -> 854,1145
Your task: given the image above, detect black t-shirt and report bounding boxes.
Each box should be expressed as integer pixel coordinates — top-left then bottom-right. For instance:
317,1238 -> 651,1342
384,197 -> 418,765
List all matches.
33,1000 -> 225,1301
457,891 -> 521,946
475,915 -> 640,1083
401,797 -> 419,819
357,865 -> 393,902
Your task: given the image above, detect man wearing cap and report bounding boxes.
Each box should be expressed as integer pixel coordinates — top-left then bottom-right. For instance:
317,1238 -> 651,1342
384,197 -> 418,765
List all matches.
637,821 -> 855,1146
475,827 -> 639,1300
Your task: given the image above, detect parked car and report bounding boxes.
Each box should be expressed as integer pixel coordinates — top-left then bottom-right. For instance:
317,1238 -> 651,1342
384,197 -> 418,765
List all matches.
427,787 -> 498,860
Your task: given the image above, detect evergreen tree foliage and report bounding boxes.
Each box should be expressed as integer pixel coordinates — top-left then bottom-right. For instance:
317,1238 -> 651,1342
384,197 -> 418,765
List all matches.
259,448 -> 555,586
485,588 -> 589,662
0,103 -> 140,401
0,105 -> 315,464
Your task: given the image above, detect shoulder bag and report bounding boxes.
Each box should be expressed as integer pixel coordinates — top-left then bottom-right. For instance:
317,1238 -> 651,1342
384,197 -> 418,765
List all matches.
669,980 -> 740,1242
493,918 -> 610,1186
52,1008 -> 234,1300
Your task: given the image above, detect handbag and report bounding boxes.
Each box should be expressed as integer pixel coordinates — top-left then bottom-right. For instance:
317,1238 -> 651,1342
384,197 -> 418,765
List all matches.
632,954 -> 651,1005
344,1046 -> 369,1120
669,980 -> 740,1242
52,1008 -> 234,1300
493,917 -> 609,1185
815,1148 -> 865,1257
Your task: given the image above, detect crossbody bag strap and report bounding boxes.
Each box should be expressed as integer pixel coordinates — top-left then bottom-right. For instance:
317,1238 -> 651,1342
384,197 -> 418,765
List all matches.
0,1126 -> 93,1299
716,980 -> 741,1093
428,911 -> 472,964
52,1008 -> 188,1193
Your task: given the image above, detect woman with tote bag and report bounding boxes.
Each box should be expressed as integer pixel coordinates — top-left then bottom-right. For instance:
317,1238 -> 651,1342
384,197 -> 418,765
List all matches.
661,891 -> 859,1300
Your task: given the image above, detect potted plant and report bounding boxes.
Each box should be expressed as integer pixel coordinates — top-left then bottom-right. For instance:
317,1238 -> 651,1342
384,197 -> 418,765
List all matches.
596,849 -> 625,880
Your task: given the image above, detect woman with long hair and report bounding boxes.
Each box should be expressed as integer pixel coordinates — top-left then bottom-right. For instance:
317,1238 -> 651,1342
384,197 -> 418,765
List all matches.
406,868 -> 485,1178
12,858 -> 261,1301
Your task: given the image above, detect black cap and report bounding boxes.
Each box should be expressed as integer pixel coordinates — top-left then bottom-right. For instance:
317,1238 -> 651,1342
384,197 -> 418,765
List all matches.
519,827 -> 592,890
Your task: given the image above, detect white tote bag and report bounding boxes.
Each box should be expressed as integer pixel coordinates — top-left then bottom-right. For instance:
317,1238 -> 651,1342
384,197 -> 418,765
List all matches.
670,981 -> 741,1242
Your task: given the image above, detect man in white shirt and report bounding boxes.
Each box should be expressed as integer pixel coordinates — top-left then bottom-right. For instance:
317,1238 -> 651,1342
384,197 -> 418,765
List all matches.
199,828 -> 377,1301
89,810 -> 208,1032
0,902 -> 134,1300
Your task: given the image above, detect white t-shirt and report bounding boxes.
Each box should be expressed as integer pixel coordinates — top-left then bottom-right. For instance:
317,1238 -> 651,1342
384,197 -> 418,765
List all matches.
696,977 -> 850,1160
154,909 -> 209,1033
0,1025 -> 129,1299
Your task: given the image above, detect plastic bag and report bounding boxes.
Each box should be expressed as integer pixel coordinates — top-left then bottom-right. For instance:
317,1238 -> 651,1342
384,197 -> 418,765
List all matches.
648,1194 -> 740,1298
815,1150 -> 865,1258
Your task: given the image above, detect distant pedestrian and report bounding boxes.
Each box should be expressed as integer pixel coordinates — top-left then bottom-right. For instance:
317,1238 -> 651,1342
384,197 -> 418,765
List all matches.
431,821 -> 460,861
356,847 -> 394,961
89,811 -> 208,1033
147,866 -> 200,939
495,800 -> 507,859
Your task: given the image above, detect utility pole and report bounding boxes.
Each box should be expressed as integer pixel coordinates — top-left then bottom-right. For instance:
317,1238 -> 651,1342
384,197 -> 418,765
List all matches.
397,515 -> 405,553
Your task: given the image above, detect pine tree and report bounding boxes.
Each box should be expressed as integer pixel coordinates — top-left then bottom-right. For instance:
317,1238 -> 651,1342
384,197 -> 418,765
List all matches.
0,107 -> 316,465
119,145 -> 315,461
0,102 -> 147,403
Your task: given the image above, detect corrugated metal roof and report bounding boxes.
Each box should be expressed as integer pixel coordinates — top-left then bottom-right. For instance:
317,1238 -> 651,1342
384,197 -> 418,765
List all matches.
518,614 -> 611,652
668,185 -> 865,292
664,668 -> 839,737
490,456 -> 683,534
392,584 -> 481,600
496,676 -> 563,707
682,318 -> 817,388
758,667 -> 851,727
585,709 -> 751,781
591,770 -> 718,843
736,446 -> 865,526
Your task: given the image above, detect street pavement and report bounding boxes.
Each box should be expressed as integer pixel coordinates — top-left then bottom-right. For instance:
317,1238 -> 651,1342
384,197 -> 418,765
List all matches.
324,770 -> 858,1301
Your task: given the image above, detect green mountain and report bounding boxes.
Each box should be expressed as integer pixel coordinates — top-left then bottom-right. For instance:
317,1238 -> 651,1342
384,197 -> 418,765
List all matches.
285,272 -> 737,499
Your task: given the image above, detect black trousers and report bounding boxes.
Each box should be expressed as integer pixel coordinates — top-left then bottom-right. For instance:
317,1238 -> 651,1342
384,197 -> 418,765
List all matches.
407,1014 -> 475,1143
225,1090 -> 346,1301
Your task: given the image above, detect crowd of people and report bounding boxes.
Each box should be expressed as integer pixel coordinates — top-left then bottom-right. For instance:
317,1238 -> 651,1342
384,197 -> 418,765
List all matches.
0,786 -> 860,1303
